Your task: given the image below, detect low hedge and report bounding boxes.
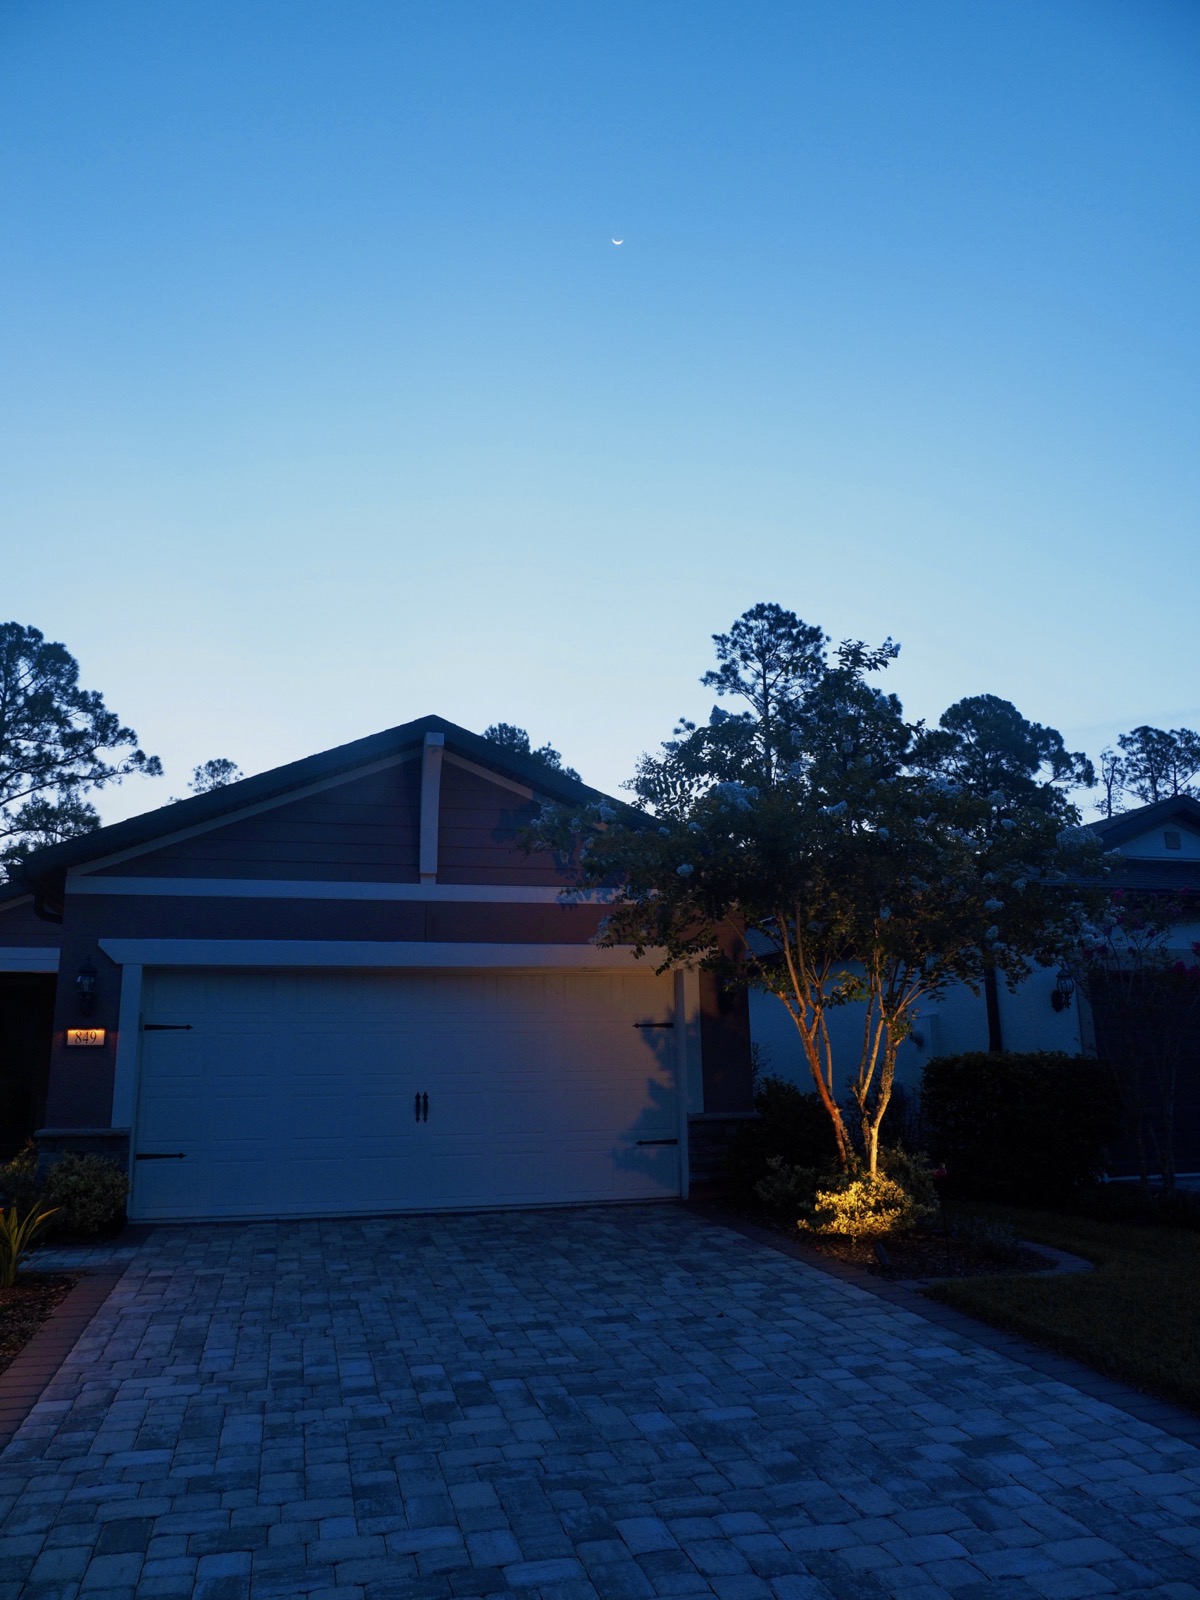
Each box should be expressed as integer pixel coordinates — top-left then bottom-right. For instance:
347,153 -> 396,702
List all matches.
0,1146 -> 128,1240
922,1051 -> 1121,1205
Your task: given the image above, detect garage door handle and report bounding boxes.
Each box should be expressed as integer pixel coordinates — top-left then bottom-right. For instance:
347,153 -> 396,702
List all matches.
415,1092 -> 429,1123
636,1138 -> 678,1147
135,1152 -> 186,1160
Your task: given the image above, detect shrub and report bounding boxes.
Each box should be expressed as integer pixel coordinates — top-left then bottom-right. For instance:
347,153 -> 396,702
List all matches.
922,1051 -> 1121,1206
754,1157 -> 820,1212
0,1144 -> 40,1210
40,1155 -> 129,1240
725,1076 -> 840,1201
0,1204 -> 59,1288
801,1167 -> 934,1237
878,1145 -> 938,1215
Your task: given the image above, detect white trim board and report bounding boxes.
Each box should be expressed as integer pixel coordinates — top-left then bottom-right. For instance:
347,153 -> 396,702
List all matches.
0,947 -> 60,973
68,876 -> 615,903
419,732 -> 444,883
110,964 -> 142,1131
443,750 -> 536,801
71,750 -> 421,876
98,938 -> 666,971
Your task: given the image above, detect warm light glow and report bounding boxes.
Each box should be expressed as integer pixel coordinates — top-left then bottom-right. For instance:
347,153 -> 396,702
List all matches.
66,1028 -> 106,1048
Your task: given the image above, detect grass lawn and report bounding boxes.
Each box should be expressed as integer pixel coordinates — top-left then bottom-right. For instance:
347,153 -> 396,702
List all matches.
926,1204 -> 1200,1413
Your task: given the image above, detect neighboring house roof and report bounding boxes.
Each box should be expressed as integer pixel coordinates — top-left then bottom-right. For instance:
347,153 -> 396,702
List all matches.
1088,795 -> 1200,899
1090,794 -> 1200,847
1101,859 -> 1200,894
14,713 -> 606,900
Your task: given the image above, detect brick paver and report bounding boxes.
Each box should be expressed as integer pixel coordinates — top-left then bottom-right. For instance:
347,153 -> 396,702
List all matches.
1,1206 -> 1197,1598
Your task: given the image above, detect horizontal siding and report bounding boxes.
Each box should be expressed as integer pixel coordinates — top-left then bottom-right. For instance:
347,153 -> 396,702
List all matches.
93,765 -> 423,882
438,761 -> 564,883
80,748 -> 582,890
0,897 -> 62,948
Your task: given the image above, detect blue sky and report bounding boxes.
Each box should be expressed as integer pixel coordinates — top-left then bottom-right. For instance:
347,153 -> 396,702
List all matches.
3,0 -> 1198,819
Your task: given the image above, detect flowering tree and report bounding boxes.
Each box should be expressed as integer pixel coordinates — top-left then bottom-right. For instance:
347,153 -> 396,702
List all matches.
1075,891 -> 1200,1191
536,605 -> 1105,1176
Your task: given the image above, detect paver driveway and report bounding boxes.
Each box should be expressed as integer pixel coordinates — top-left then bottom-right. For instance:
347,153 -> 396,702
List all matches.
1,1206 -> 1198,1600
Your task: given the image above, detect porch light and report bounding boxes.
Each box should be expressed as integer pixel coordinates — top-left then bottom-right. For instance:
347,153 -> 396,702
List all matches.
75,960 -> 98,1016
1050,966 -> 1075,1013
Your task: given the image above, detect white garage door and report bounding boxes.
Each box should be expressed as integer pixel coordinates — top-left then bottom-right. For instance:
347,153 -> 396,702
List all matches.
131,967 -> 682,1220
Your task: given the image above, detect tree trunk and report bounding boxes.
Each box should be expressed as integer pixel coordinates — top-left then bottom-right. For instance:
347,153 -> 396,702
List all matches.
984,965 -> 1003,1052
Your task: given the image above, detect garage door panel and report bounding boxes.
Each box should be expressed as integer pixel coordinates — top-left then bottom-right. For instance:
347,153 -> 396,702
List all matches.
133,967 -> 680,1220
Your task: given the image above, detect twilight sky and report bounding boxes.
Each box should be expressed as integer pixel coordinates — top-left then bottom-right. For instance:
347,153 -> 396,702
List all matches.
3,0 -> 1198,821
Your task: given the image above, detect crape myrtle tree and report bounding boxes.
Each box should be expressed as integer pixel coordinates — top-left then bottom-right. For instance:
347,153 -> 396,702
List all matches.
533,604 -> 1105,1177
0,623 -> 162,876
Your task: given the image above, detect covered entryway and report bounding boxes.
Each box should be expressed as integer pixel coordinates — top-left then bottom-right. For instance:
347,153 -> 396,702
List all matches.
131,966 -> 682,1220
0,974 -> 56,1157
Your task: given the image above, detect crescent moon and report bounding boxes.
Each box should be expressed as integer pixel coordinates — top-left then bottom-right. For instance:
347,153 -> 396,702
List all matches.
612,238 -> 624,245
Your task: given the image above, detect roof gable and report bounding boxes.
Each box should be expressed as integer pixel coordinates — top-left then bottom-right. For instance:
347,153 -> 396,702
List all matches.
1093,795 -> 1200,854
17,714 -> 604,894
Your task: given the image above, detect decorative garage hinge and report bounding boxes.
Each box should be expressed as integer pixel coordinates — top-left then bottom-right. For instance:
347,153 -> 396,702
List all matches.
633,1021 -> 674,1029
143,1023 -> 194,1031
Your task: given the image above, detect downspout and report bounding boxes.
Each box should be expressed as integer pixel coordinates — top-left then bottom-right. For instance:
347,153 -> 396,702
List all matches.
17,866 -> 63,925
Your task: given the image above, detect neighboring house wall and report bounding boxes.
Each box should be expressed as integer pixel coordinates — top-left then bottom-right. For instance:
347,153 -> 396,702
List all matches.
750,966 -> 1087,1101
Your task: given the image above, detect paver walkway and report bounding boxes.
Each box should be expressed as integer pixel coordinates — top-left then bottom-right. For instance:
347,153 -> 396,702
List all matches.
1,1206 -> 1198,1600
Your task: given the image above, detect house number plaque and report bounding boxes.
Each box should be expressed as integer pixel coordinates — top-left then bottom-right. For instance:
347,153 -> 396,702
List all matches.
66,1028 -> 106,1048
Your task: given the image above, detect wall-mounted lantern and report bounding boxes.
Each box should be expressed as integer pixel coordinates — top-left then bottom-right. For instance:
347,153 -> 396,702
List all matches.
75,960 -> 98,1016
1050,966 -> 1075,1013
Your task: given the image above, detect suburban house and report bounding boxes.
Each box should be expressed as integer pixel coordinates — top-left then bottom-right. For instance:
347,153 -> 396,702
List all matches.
0,716 -> 752,1221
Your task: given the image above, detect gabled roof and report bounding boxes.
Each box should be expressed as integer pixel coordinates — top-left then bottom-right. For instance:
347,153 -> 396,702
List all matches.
1091,794 -> 1200,848
14,713 -> 606,898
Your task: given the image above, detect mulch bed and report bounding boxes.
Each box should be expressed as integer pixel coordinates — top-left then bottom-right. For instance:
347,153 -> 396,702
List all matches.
726,1206 -> 1055,1279
804,1228 -> 1054,1279
0,1276 -> 79,1379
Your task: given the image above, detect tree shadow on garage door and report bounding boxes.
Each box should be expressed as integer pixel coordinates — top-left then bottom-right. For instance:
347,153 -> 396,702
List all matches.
611,1021 -> 685,1196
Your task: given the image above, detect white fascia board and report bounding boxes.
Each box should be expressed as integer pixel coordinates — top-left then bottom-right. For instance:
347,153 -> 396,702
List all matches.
0,947 -> 60,972
98,938 -> 664,970
70,751 -> 420,877
68,877 -> 615,903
